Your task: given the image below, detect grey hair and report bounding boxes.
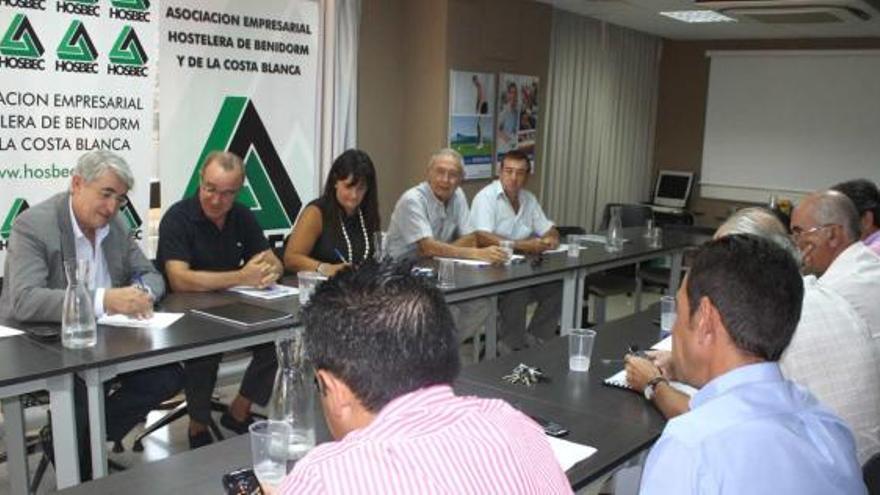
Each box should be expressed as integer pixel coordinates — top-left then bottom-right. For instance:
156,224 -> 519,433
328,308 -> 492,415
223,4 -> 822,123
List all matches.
716,207 -> 802,264
427,148 -> 464,174
74,150 -> 134,190
810,191 -> 861,242
200,151 -> 245,180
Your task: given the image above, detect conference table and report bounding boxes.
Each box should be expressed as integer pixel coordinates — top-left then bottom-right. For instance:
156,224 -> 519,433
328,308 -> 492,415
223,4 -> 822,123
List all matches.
3,225 -> 706,490
0,328 -> 85,493
54,306 -> 669,494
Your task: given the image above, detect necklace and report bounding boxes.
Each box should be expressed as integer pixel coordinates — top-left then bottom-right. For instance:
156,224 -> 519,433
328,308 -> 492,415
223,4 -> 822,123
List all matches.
339,209 -> 369,263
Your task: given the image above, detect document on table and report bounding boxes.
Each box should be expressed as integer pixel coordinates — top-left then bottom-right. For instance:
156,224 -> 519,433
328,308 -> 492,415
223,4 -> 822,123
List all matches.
98,312 -> 184,329
545,244 -> 586,254
546,436 -> 597,471
0,325 -> 24,338
435,255 -> 527,266
228,284 -> 299,300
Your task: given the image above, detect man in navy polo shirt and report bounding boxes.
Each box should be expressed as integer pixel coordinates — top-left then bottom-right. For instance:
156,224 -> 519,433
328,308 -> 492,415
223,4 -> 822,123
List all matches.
157,151 -> 283,449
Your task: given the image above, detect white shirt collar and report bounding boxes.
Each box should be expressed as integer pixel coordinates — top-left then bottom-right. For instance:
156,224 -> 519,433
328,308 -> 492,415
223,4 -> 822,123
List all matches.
68,197 -> 110,245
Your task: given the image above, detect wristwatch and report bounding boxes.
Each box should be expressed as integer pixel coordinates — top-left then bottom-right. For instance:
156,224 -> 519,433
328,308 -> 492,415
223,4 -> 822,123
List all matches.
644,375 -> 669,401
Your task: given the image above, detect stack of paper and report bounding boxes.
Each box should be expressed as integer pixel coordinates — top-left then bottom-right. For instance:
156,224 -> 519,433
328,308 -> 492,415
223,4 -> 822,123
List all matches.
98,313 -> 184,329
229,284 -> 299,300
546,436 -> 597,471
0,325 -> 24,339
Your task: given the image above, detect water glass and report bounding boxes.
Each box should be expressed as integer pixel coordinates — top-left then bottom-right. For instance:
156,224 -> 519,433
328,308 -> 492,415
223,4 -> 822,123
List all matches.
649,227 -> 663,248
297,271 -> 326,306
438,259 -> 455,289
250,420 -> 293,489
643,218 -> 655,238
568,328 -> 596,372
499,240 -> 514,265
373,231 -> 387,262
566,234 -> 580,258
660,295 -> 676,337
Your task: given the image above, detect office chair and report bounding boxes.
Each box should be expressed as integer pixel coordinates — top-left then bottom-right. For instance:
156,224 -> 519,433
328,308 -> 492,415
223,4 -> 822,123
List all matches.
130,351 -> 257,452
586,204 -> 653,324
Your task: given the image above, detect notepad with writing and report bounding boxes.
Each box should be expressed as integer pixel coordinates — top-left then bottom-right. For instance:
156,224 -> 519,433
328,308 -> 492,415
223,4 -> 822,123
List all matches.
189,302 -> 294,329
603,335 -> 697,396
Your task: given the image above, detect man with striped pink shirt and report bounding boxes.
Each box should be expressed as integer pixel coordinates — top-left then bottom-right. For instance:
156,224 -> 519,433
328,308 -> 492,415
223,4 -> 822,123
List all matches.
277,262 -> 572,494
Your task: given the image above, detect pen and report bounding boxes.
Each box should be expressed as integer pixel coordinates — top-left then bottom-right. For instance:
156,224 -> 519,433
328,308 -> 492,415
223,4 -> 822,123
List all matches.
333,248 -> 346,263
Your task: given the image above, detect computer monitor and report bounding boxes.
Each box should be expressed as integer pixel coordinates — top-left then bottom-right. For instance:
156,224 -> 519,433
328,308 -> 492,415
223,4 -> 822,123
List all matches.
653,170 -> 694,209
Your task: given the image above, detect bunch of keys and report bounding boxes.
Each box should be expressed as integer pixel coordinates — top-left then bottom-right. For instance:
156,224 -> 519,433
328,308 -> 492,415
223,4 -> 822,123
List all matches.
502,363 -> 547,386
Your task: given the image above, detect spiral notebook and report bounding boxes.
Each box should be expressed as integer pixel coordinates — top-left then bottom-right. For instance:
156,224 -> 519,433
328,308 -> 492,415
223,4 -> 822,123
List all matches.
603,335 -> 697,396
189,302 -> 294,329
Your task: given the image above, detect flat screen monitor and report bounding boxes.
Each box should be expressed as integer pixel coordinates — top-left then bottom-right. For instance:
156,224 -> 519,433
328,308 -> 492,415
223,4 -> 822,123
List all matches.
653,170 -> 694,208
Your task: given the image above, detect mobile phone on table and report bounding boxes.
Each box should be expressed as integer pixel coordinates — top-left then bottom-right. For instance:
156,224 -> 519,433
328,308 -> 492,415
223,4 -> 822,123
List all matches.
530,414 -> 569,437
222,467 -> 264,495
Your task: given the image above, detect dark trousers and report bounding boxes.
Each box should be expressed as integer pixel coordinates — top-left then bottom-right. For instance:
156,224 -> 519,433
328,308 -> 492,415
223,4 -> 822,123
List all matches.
73,363 -> 183,479
183,343 -> 277,424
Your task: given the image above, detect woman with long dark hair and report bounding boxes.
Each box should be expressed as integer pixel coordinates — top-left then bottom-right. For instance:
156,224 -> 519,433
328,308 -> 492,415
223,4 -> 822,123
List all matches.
284,149 -> 380,277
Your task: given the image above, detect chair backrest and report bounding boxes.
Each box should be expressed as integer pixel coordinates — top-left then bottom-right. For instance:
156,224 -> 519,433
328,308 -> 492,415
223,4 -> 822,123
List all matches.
865,452 -> 880,495
600,203 -> 653,230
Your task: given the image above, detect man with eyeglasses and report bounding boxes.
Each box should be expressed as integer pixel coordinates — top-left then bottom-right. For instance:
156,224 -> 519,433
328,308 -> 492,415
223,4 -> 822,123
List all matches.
157,151 -> 282,449
790,190 -> 880,350
385,148 -> 508,363
470,150 -> 561,353
0,150 -> 183,479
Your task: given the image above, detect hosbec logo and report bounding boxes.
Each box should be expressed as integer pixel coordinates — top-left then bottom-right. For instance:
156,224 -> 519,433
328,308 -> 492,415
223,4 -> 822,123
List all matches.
55,0 -> 99,17
107,25 -> 148,77
56,20 -> 98,74
0,198 -> 29,250
0,0 -> 47,10
110,0 -> 151,22
0,14 -> 45,71
120,200 -> 144,239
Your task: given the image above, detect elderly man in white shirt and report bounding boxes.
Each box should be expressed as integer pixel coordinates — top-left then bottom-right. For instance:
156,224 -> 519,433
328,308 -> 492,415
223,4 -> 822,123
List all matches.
792,190 -> 880,342
470,150 -> 561,351
385,148 -> 508,360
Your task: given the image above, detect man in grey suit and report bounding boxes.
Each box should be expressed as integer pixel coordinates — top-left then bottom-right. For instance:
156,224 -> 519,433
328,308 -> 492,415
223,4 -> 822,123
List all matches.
0,150 -> 182,478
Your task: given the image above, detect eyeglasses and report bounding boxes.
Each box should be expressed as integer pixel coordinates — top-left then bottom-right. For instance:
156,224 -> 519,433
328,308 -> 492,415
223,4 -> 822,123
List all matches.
200,182 -> 240,200
791,224 -> 834,241
91,185 -> 128,207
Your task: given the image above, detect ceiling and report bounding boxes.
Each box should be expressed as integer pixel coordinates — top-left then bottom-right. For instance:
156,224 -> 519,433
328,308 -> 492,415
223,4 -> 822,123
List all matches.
534,0 -> 880,39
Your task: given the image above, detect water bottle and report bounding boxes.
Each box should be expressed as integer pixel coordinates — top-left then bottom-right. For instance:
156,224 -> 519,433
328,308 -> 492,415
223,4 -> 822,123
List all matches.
605,206 -> 624,253
61,259 -> 97,348
270,329 -> 316,463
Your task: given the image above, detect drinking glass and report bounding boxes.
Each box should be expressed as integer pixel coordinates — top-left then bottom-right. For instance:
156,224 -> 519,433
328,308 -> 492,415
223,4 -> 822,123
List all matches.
568,328 -> 596,372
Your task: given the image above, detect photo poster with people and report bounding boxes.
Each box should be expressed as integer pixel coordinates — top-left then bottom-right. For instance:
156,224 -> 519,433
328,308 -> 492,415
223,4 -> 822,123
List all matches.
0,1 -> 158,267
448,70 -> 495,180
159,0 -> 320,242
496,73 -> 539,174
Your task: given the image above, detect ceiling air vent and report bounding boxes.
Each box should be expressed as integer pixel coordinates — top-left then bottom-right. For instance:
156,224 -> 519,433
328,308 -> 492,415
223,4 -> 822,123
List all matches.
694,1 -> 877,23
723,6 -> 870,23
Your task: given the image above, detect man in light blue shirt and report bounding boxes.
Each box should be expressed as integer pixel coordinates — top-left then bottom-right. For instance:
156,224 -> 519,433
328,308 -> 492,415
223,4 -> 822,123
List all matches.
385,149 -> 508,361
640,234 -> 866,495
471,150 -> 561,350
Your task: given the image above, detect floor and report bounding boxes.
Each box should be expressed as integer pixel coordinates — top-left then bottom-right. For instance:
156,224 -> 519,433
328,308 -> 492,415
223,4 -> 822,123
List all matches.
0,291 -> 661,494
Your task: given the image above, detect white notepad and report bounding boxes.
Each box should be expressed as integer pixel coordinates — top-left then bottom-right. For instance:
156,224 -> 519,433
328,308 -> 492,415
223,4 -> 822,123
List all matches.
229,284 -> 299,300
546,436 -> 597,472
98,312 -> 184,329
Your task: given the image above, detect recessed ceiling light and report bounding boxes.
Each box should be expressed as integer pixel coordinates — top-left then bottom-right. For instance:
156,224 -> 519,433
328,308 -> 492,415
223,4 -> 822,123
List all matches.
659,10 -> 737,23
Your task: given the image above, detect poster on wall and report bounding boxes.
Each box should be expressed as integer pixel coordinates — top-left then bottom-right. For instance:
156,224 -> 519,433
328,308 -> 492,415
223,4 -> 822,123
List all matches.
159,0 -> 320,241
448,70 -> 495,180
496,73 -> 539,173
0,1 -> 158,267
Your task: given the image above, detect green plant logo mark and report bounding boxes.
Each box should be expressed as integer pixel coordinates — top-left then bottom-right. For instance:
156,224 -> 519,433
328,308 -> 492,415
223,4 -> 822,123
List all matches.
183,97 -> 302,231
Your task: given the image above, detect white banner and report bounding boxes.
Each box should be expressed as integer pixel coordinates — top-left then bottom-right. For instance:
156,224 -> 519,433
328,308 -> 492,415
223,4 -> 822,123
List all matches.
158,0 -> 320,239
0,0 -> 157,266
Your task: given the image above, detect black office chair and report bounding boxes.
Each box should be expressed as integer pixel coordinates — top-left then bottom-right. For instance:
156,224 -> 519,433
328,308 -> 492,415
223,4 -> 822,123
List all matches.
864,453 -> 880,495
585,204 -> 653,324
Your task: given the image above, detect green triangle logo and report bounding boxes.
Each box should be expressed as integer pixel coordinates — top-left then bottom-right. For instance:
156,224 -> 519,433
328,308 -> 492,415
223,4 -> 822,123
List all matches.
0,14 -> 44,59
111,0 -> 150,10
119,199 -> 142,233
1,198 -> 30,240
183,96 -> 302,230
57,21 -> 98,62
108,25 -> 147,66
